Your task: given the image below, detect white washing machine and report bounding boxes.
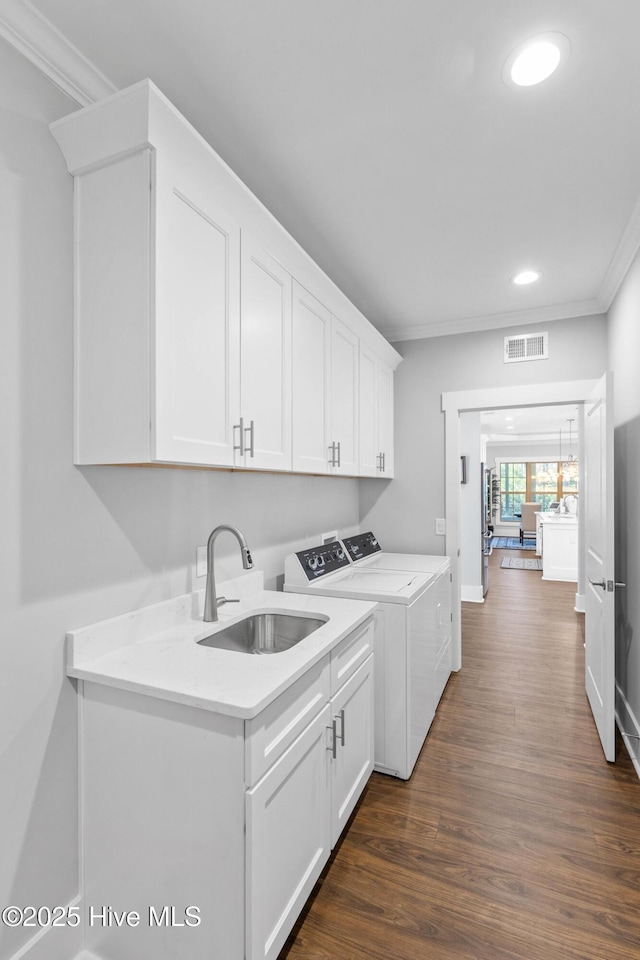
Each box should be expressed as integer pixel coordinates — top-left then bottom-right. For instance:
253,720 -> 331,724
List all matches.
284,539 -> 446,779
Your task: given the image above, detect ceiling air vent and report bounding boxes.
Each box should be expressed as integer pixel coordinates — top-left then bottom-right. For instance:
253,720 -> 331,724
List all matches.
504,332 -> 548,363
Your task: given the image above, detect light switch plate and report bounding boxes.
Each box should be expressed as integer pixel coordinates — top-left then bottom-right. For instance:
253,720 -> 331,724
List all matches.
435,518 -> 446,536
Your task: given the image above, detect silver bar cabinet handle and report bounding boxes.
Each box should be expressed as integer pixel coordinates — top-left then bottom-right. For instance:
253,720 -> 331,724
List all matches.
336,708 -> 345,748
327,719 -> 337,759
234,417 -> 245,456
244,419 -> 255,458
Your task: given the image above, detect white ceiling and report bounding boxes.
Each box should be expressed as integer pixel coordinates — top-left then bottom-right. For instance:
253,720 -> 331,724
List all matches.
481,403 -> 581,443
22,0 -> 640,342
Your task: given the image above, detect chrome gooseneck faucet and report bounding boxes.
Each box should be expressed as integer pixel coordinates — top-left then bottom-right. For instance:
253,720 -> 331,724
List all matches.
204,525 -> 253,622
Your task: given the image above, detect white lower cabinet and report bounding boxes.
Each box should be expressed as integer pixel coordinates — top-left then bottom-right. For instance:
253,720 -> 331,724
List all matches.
246,704 -> 332,960
329,654 -> 374,844
246,625 -> 374,960
79,618 -> 374,960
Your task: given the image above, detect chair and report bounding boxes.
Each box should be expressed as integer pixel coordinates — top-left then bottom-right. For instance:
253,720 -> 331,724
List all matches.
519,502 -> 540,545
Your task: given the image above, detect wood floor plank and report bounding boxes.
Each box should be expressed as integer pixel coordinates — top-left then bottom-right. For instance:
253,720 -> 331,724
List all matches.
279,549 -> 640,959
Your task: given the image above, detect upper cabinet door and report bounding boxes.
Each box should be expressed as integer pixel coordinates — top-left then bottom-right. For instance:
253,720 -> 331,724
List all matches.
239,237 -> 292,471
291,282 -> 331,474
377,360 -> 394,478
358,343 -> 379,478
154,160 -> 241,465
329,317 -> 359,475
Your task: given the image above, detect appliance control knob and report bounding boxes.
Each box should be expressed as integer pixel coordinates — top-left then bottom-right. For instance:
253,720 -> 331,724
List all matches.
350,545 -> 358,554
371,538 -> 378,547
335,547 -> 345,560
307,555 -> 318,570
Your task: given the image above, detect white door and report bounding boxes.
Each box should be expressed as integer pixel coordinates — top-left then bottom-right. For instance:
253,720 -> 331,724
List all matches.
584,373 -> 616,762
239,236 -> 292,470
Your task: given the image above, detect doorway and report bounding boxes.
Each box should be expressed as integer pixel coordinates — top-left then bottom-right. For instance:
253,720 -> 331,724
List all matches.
459,402 -> 583,609
441,378 -> 598,671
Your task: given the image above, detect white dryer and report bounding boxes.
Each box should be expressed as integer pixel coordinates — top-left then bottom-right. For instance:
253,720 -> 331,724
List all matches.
341,532 -> 453,717
284,539 -> 444,779
341,531 -> 449,575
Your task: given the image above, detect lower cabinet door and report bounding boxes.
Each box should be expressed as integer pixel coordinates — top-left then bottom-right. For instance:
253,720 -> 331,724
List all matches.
245,704 -> 331,960
330,655 -> 374,846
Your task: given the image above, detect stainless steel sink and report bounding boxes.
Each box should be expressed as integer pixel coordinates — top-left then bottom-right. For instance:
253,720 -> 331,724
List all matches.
197,612 -> 327,655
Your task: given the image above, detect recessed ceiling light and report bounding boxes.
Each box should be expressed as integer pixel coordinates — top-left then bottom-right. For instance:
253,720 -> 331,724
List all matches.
503,33 -> 570,88
512,270 -> 540,285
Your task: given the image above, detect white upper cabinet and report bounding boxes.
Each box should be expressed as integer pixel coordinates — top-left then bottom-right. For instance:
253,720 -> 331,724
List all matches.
377,359 -> 395,478
291,282 -> 332,474
359,345 -> 394,478
51,80 -> 400,475
155,157 -> 241,465
239,236 -> 292,471
328,316 -> 359,475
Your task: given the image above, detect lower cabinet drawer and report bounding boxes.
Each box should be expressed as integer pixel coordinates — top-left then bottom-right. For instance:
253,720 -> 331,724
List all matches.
245,657 -> 330,785
330,616 -> 374,693
245,704 -> 331,960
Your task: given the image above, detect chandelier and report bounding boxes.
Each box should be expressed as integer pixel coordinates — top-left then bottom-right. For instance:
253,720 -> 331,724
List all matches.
561,418 -> 579,483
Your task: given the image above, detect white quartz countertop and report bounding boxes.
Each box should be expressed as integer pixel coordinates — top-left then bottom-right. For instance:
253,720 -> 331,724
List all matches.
538,512 -> 578,524
66,572 -> 377,719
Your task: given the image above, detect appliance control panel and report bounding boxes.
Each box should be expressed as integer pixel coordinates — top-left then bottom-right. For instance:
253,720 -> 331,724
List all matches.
293,541 -> 350,581
342,531 -> 382,562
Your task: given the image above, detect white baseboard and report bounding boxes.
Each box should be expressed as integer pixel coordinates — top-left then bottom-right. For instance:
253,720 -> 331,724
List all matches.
574,592 -> 585,613
616,682 -> 640,781
461,585 -> 484,603
8,895 -> 83,960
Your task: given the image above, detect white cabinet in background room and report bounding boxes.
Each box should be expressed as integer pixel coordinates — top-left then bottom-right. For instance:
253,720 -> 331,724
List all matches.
51,80 -> 400,474
359,344 -> 395,478
238,236 -> 292,471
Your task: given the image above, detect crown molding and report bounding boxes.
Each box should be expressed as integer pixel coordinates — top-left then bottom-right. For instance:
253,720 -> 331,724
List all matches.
596,192 -> 640,312
0,0 -> 116,106
381,298 -> 605,344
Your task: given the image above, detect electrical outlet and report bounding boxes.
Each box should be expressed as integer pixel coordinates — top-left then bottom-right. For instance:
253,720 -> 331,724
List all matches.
196,545 -> 208,578
435,518 -> 446,536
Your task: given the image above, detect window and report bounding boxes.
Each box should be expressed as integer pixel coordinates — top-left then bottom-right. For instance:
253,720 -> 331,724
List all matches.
498,461 -> 578,522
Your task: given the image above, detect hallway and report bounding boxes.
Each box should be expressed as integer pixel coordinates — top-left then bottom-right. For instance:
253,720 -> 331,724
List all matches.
281,549 -> 640,959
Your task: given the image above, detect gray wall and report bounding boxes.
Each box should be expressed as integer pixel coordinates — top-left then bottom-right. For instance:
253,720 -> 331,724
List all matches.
360,315 -> 608,553
0,42 -> 360,959
608,248 -> 640,742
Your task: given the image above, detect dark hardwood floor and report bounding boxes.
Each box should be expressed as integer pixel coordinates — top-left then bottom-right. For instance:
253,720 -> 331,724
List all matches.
280,548 -> 640,959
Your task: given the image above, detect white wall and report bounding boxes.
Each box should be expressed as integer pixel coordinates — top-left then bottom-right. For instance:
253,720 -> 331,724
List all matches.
607,247 -> 640,754
360,315 -> 608,554
0,42 -> 360,960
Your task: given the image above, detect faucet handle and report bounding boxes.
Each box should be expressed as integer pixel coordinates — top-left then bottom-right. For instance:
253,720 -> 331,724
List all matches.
217,597 -> 240,608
